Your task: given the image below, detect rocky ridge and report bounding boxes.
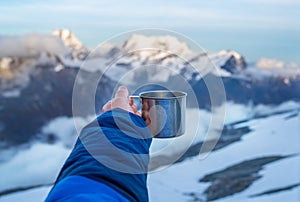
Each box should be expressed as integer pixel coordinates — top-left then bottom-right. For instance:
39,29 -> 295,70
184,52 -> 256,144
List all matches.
0,29 -> 299,146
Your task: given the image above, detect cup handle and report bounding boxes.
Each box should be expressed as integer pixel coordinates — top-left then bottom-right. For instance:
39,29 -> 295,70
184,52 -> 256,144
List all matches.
129,95 -> 140,99
129,95 -> 140,105
129,95 -> 141,112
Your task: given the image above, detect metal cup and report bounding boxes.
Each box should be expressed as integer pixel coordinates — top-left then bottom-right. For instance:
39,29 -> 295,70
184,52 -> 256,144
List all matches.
131,91 -> 186,138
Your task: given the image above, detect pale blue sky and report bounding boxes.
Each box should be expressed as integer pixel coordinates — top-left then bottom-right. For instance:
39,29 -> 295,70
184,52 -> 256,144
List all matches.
0,0 -> 299,63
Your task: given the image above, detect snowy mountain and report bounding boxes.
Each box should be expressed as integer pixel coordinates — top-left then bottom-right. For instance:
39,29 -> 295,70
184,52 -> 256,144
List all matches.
52,29 -> 89,60
0,30 -> 300,146
122,34 -> 193,56
0,30 -> 115,146
210,50 -> 247,73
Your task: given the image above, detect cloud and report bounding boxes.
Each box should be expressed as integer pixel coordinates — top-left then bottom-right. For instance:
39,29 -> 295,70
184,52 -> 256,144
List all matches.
0,143 -> 70,191
0,34 -> 68,57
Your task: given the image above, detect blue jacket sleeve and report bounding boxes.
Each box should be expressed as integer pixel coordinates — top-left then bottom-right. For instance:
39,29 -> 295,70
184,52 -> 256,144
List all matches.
46,108 -> 152,202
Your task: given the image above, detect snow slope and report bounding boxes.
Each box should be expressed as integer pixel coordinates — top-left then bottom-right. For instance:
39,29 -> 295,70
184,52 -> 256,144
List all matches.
0,102 -> 299,202
0,187 -> 51,202
148,109 -> 300,202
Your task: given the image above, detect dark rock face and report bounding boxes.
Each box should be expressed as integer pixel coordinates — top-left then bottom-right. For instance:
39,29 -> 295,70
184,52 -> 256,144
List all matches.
220,55 -> 247,74
184,155 -> 292,202
189,74 -> 300,109
223,76 -> 300,105
0,63 -> 115,146
176,125 -> 252,164
149,120 -> 252,171
250,183 -> 300,198
198,156 -> 286,201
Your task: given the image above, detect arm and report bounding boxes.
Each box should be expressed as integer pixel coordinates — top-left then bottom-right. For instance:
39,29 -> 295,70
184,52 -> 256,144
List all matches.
46,86 -> 152,202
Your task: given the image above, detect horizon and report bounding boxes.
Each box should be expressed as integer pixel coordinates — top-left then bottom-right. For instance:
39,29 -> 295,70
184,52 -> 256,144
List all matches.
0,0 -> 299,64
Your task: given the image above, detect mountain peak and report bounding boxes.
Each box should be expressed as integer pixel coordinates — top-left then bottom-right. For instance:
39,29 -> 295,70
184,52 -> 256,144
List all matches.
122,34 -> 193,56
52,29 -> 89,60
212,50 -> 247,73
52,29 -> 83,50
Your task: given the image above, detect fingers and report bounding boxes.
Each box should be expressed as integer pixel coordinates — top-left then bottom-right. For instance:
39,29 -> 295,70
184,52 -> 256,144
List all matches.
129,98 -> 142,116
141,101 -> 151,125
115,86 -> 129,98
129,98 -> 134,106
101,86 -> 141,117
103,86 -> 129,112
131,103 -> 139,114
102,100 -> 112,112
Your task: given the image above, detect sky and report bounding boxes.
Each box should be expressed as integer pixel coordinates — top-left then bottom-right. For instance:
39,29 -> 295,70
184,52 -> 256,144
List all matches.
0,0 -> 299,64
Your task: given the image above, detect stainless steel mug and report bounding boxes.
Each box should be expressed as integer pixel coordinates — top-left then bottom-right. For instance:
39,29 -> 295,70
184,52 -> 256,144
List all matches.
131,91 -> 187,138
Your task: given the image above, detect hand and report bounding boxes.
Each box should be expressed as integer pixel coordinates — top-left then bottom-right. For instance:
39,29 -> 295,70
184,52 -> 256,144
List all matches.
102,86 -> 140,116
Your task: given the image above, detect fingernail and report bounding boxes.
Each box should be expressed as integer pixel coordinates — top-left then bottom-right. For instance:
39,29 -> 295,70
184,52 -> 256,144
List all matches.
118,86 -> 126,90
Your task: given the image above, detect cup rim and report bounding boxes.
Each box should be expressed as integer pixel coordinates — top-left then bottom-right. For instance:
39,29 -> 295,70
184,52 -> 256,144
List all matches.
139,90 -> 187,99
